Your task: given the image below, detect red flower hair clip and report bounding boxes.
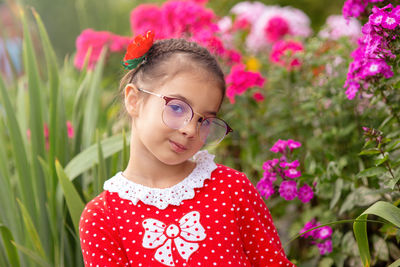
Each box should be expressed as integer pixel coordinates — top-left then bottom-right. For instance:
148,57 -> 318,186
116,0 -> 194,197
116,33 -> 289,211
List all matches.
122,30 -> 155,70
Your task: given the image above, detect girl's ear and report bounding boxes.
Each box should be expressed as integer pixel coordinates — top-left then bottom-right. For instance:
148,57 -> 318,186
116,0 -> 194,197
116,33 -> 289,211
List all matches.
124,83 -> 141,117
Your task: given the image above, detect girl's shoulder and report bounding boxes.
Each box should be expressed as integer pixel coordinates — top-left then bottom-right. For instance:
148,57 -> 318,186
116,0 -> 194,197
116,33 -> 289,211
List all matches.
211,164 -> 258,195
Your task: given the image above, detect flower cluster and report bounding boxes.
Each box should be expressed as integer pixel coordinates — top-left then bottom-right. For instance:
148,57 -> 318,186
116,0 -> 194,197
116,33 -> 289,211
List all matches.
270,40 -> 304,70
225,64 -> 265,103
75,0 -> 232,70
344,3 -> 399,99
343,0 -> 384,20
74,29 -> 131,70
229,2 -> 312,52
318,15 -> 362,42
256,139 -> 314,203
300,219 -> 333,255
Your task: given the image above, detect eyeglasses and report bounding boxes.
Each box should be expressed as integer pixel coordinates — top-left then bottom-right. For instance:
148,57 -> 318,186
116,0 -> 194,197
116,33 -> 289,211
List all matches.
134,86 -> 233,145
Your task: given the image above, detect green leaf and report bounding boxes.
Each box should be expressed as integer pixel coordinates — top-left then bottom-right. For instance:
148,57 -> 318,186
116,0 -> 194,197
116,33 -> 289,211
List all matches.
0,74 -> 36,222
388,257 -> 400,267
16,199 -> 46,258
12,241 -> 51,267
358,149 -> 381,156
330,178 -> 343,209
374,155 -> 388,166
357,167 -> 386,178
65,133 -> 129,180
96,131 -> 107,195
353,201 -> 400,267
0,224 -> 20,267
55,160 -> 85,234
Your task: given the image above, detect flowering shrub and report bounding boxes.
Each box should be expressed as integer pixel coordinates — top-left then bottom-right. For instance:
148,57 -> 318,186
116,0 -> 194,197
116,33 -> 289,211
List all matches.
256,139 -> 314,203
300,219 -> 333,255
344,3 -> 399,99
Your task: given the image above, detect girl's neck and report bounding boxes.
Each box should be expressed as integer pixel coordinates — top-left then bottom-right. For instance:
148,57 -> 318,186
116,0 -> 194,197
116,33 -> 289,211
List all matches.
123,138 -> 196,189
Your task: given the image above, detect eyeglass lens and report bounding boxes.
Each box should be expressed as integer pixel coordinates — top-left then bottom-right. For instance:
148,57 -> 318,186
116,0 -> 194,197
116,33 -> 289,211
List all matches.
162,99 -> 228,145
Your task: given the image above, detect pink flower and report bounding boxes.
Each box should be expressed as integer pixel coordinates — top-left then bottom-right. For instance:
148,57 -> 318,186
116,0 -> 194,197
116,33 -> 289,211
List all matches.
381,13 -> 398,29
262,170 -> 277,183
66,121 -> 75,139
264,16 -> 289,42
256,179 -> 275,199
130,4 -> 165,38
232,17 -> 251,31
317,239 -> 332,255
245,5 -> 311,52
315,226 -> 332,240
191,30 -> 225,56
224,49 -> 242,65
74,29 -> 113,70
109,35 -> 131,53
262,159 -> 279,171
74,29 -> 130,70
287,139 -> 301,151
270,139 -> 287,154
284,168 -> 301,179
225,64 -> 265,103
279,180 -> 297,200
270,40 -> 304,70
280,160 -> 300,169
300,219 -> 319,238
318,15 -> 361,42
297,184 -> 314,203
252,92 -> 265,102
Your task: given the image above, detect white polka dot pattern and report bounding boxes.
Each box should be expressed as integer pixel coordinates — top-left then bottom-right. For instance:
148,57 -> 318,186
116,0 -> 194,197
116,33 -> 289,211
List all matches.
79,158 -> 296,266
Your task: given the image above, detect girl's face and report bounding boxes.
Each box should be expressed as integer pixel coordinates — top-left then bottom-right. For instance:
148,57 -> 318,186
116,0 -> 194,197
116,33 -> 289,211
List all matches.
127,72 -> 223,166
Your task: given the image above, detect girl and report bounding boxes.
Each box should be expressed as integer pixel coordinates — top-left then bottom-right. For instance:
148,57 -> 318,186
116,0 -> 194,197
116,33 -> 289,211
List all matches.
79,31 -> 295,267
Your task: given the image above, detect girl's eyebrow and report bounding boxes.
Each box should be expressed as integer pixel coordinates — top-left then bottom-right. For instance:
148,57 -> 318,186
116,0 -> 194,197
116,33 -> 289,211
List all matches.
168,94 -> 218,116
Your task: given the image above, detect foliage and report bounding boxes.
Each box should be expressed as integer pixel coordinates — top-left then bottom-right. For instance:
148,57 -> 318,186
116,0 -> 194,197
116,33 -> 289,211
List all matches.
0,0 -> 399,266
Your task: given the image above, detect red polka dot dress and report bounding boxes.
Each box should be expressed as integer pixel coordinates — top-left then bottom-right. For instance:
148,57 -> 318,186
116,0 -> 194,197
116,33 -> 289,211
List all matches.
79,150 -> 295,267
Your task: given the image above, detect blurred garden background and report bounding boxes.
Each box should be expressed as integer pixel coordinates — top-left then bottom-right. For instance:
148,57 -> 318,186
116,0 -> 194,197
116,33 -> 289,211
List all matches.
0,0 -> 399,266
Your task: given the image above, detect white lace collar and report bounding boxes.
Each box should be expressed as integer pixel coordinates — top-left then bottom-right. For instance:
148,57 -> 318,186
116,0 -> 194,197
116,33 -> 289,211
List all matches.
103,150 -> 217,210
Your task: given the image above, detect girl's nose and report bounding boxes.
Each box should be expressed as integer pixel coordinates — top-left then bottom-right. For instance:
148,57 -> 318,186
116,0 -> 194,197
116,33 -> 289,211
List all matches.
179,116 -> 200,138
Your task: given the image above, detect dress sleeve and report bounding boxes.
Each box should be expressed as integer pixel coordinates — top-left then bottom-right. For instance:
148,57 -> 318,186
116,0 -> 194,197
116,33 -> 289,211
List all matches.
232,172 -> 295,267
79,191 -> 129,266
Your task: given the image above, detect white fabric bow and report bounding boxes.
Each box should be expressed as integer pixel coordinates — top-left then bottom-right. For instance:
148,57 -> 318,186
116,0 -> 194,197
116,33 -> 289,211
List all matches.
142,211 -> 206,266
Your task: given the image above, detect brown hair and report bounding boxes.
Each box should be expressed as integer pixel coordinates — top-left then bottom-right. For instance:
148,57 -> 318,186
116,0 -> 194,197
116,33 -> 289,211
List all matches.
119,38 -> 226,98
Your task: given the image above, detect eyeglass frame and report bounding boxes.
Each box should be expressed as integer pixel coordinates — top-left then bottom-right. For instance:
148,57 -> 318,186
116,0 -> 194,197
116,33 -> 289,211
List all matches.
127,84 -> 233,143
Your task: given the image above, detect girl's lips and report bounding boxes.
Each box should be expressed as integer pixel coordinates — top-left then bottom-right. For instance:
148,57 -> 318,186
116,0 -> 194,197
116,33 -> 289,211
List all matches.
169,140 -> 187,153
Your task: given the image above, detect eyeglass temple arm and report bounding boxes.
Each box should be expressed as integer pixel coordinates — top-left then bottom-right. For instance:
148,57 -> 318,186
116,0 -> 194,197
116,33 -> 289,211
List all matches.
129,84 -> 164,98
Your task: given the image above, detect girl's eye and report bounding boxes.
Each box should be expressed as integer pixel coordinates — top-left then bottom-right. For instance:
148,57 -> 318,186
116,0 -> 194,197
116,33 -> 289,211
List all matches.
168,104 -> 184,114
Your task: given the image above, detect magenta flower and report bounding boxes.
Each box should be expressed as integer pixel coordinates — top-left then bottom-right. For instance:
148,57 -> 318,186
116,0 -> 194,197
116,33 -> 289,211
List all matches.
256,179 -> 275,199
315,226 -> 333,240
280,160 -> 300,169
270,139 -> 287,154
264,16 -> 289,42
369,11 -> 384,26
300,219 -> 319,238
252,92 -> 265,102
316,239 -> 333,255
381,13 -> 398,29
66,121 -> 75,139
130,4 -> 165,38
262,170 -> 277,183
279,180 -> 297,200
287,139 -> 301,151
74,29 -> 130,70
270,40 -> 304,70
297,184 -> 314,203
284,168 -> 301,179
225,64 -> 265,103
262,158 -> 279,171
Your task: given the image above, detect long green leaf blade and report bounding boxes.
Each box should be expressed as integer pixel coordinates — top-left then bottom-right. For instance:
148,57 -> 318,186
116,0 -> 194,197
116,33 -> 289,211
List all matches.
16,199 -> 46,259
55,160 -> 85,234
65,133 -> 129,180
0,224 -> 21,267
353,201 -> 400,267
